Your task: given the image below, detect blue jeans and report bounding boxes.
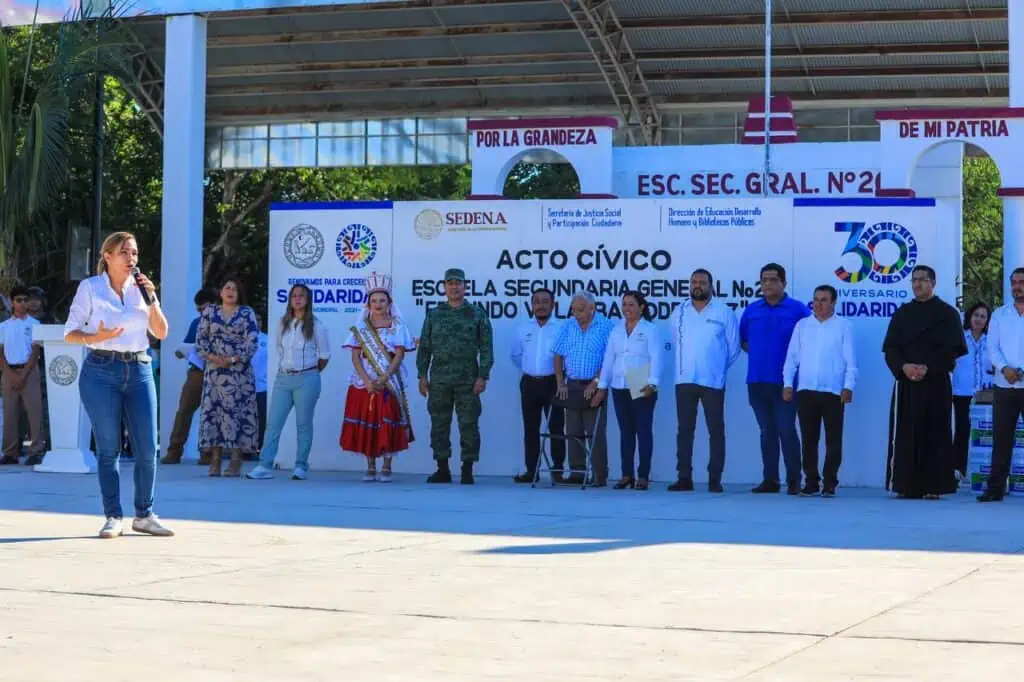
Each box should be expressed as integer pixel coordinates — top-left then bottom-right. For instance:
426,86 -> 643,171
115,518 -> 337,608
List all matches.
258,371 -> 322,469
611,388 -> 657,479
748,382 -> 801,486
79,353 -> 158,519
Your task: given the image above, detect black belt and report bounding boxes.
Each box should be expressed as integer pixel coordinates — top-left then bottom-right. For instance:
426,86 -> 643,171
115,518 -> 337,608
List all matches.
523,374 -> 556,381
89,349 -> 150,363
281,367 -> 318,375
6,363 -> 26,370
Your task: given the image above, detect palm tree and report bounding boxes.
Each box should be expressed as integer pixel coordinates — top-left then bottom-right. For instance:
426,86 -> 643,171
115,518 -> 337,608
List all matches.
0,3 -> 130,286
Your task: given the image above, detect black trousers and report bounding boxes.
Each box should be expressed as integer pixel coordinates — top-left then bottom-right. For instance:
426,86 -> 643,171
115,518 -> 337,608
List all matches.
520,375 -> 564,473
988,387 -> 1024,495
796,390 -> 845,487
952,395 -> 972,476
674,383 -> 726,482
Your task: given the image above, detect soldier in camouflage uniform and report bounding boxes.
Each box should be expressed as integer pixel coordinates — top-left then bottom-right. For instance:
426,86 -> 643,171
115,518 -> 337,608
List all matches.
417,268 -> 494,484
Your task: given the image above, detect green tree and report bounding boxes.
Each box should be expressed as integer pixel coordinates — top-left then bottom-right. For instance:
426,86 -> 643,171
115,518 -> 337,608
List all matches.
961,155 -> 1002,308
503,161 -> 580,199
0,5 -> 129,287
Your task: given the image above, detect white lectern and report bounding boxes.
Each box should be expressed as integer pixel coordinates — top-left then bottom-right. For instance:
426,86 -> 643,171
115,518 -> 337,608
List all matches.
32,325 -> 95,473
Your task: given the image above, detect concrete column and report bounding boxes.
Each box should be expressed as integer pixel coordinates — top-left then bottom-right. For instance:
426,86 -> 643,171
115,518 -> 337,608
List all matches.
159,15 -> 207,458
1004,197 -> 1024,304
1011,0 -> 1024,106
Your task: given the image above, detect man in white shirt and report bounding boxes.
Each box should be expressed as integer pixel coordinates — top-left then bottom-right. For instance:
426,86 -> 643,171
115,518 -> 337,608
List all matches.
668,269 -> 740,492
510,288 -> 564,482
0,286 -> 43,465
980,267 -> 1024,502
162,288 -> 217,465
782,285 -> 857,497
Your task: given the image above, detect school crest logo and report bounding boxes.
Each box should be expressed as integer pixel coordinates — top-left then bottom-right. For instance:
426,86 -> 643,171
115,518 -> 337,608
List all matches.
335,223 -> 378,269
834,221 -> 918,285
49,355 -> 78,387
414,209 -> 443,240
283,224 -> 325,269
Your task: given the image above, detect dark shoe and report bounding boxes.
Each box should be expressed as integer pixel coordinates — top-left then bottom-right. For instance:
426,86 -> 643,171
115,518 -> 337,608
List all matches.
978,490 -> 1004,502
513,472 -> 535,484
635,478 -> 649,491
197,451 -> 212,466
460,462 -> 474,485
667,478 -> 694,492
821,486 -> 836,498
787,484 -> 801,496
562,472 -> 586,485
0,455 -> 21,465
799,482 -> 820,497
160,451 -> 182,465
427,465 -> 452,484
24,454 -> 43,466
752,481 -> 781,494
708,480 -> 724,493
613,477 -> 635,490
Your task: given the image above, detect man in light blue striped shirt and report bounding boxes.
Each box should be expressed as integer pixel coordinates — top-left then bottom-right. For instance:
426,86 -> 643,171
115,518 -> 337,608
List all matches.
553,292 -> 615,485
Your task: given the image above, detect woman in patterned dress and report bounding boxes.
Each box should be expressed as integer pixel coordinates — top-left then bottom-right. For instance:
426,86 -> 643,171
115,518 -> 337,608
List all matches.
340,273 -> 416,482
196,278 -> 260,477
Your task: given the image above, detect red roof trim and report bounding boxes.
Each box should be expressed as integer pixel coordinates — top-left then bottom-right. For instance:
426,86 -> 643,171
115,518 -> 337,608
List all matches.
997,188 -> 1024,197
876,108 -> 1024,121
876,188 -> 917,198
468,117 -> 619,131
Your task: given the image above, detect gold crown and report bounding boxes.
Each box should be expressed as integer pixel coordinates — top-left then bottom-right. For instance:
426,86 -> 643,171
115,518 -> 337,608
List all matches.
364,271 -> 393,295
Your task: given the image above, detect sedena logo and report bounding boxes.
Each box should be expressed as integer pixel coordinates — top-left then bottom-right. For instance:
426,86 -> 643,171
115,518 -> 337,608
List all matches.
834,220 -> 918,285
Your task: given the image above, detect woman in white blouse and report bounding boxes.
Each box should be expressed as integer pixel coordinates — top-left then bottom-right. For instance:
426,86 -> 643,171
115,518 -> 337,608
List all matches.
246,284 -> 330,481
952,302 -> 993,480
64,232 -> 173,539
595,291 -> 662,490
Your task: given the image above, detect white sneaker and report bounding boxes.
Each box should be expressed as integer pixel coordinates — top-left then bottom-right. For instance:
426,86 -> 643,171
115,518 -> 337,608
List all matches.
99,517 -> 123,539
362,472 -> 377,482
376,471 -> 393,483
246,465 -> 274,480
292,466 -> 308,480
132,514 -> 175,537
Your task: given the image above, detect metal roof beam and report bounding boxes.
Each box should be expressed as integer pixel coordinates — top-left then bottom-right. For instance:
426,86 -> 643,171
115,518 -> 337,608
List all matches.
206,8 -> 1006,48
206,41 -> 1010,79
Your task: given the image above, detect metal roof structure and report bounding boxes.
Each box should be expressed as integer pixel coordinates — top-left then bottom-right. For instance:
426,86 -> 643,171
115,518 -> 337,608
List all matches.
122,0 -> 1010,144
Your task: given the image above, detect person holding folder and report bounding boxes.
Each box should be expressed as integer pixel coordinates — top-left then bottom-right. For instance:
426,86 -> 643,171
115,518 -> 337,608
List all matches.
595,291 -> 663,490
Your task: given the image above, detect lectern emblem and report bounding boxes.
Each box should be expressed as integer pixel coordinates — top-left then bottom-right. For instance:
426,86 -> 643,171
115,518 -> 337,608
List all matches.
283,223 -> 325,269
49,355 -> 78,386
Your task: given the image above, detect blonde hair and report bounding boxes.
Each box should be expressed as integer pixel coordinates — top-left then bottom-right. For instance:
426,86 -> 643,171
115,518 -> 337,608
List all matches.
96,231 -> 138,275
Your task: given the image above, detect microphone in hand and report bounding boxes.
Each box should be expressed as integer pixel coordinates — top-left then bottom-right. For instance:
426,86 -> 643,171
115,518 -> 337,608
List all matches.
131,267 -> 153,305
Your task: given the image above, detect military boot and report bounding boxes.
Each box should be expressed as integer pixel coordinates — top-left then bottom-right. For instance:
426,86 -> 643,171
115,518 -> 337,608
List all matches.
460,462 -> 474,485
426,460 -> 452,484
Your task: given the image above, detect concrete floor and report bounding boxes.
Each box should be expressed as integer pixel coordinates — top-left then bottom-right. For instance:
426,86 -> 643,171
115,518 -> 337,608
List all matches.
0,465 -> 1022,681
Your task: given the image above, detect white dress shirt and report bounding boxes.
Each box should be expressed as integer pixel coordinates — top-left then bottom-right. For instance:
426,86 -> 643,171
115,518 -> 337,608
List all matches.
597,319 -> 662,390
253,332 -> 269,391
668,299 -> 740,390
783,314 -> 857,395
952,331 -> 990,397
989,303 -> 1024,390
64,273 -> 153,352
0,315 -> 40,364
276,317 -> 331,372
510,318 -> 562,377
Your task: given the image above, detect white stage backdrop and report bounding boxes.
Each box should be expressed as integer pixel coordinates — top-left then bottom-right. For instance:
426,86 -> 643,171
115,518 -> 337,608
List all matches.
268,198 -> 953,487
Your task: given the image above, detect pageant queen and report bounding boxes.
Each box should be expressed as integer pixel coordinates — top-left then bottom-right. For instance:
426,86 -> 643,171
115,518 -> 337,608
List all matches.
340,273 -> 416,481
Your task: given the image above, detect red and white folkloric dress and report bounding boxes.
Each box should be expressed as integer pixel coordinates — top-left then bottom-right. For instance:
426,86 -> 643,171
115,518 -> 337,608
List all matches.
340,317 -> 416,457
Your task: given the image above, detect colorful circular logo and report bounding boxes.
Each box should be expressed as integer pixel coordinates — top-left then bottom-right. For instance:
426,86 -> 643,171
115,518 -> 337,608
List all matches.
835,221 -> 917,285
335,223 -> 378,269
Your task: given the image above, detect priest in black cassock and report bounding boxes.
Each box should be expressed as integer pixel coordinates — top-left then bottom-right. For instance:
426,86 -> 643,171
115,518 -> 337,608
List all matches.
882,265 -> 967,499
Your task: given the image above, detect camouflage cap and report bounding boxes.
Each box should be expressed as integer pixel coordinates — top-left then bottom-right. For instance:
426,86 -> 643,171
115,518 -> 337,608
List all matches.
444,268 -> 466,282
